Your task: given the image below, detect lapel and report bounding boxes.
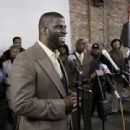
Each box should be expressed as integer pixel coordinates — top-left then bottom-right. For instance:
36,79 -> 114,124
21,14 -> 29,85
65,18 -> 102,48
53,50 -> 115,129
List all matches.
33,42 -> 66,97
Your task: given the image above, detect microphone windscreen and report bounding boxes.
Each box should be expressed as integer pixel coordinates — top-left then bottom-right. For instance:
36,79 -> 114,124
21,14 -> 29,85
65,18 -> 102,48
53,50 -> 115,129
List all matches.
68,55 -> 76,62
101,49 -> 110,59
101,49 -> 119,71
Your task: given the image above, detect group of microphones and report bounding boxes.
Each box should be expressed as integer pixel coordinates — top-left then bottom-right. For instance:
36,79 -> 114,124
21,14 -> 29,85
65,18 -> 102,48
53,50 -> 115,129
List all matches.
68,49 -> 130,100
102,49 -> 130,85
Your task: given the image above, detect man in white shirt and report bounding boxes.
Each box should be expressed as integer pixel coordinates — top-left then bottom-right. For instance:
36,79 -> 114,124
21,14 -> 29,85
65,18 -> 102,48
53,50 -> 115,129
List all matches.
69,39 -> 93,130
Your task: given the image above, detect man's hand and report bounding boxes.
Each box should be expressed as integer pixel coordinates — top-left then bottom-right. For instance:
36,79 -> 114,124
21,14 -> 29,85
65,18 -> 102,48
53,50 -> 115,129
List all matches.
90,71 -> 96,79
64,92 -> 77,113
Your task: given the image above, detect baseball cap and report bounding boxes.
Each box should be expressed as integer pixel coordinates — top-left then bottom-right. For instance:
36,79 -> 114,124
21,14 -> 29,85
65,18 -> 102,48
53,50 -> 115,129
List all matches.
92,43 -> 100,49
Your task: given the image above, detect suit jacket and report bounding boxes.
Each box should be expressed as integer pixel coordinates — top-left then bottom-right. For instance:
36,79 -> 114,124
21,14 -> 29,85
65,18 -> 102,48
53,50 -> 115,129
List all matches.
68,52 -> 92,89
9,42 -> 71,130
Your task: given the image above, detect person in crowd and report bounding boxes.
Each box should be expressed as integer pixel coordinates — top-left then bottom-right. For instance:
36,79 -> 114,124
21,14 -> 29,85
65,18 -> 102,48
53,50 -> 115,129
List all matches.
108,39 -> 125,113
0,57 -> 9,130
69,39 -> 93,130
1,36 -> 25,62
84,43 -> 92,55
58,44 -> 71,74
3,46 -> 20,130
90,43 -> 112,72
3,46 -> 20,85
58,44 -> 69,64
109,39 -> 125,71
90,43 -> 112,119
9,12 -> 77,130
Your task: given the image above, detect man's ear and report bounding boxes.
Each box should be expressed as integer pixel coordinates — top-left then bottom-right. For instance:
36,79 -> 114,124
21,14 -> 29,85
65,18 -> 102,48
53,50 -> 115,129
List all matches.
41,27 -> 48,34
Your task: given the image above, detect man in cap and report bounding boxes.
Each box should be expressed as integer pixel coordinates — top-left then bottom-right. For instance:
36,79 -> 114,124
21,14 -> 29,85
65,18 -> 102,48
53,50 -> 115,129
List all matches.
90,43 -> 112,119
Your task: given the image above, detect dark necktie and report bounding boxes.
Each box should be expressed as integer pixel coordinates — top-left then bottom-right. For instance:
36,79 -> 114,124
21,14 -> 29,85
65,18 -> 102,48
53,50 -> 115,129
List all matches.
58,59 -> 68,95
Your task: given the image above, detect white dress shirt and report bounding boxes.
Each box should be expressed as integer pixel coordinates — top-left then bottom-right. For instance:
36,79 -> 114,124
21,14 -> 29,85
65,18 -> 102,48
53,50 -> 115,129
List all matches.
76,52 -> 84,65
38,40 -> 63,78
2,59 -> 13,108
3,59 -> 12,85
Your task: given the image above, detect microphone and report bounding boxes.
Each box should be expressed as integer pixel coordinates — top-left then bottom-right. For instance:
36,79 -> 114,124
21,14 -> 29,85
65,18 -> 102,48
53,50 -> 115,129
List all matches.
102,49 -> 130,86
68,55 -> 83,77
113,90 -> 120,100
120,73 -> 130,86
101,49 -> 119,71
121,70 -> 130,76
106,75 -> 120,100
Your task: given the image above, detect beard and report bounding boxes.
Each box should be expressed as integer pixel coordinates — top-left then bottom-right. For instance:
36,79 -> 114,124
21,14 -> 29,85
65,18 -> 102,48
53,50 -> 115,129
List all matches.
48,32 -> 65,50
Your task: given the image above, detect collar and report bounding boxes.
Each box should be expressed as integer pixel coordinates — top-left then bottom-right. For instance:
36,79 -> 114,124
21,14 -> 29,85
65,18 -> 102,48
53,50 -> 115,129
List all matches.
75,52 -> 84,57
37,40 -> 60,59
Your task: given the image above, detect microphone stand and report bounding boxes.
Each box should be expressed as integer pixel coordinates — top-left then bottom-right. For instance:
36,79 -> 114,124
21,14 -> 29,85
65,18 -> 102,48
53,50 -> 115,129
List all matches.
105,75 -> 120,101
75,80 -> 81,130
100,65 -> 126,130
69,55 -> 92,130
74,70 -> 91,130
95,63 -> 117,130
104,73 -> 126,130
96,73 -> 107,130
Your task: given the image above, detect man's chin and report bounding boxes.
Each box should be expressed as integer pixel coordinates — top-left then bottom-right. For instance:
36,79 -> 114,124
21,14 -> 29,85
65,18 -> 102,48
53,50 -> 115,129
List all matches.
58,37 -> 65,43
58,41 -> 65,47
56,45 -> 64,49
58,44 -> 65,48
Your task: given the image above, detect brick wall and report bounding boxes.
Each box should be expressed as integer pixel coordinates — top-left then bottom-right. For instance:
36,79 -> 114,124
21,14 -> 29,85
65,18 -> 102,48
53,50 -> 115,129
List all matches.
69,0 -> 129,51
69,0 -> 89,50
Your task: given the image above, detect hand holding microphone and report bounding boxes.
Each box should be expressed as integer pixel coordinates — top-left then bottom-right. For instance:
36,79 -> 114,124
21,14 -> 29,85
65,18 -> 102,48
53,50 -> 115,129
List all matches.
64,91 -> 81,113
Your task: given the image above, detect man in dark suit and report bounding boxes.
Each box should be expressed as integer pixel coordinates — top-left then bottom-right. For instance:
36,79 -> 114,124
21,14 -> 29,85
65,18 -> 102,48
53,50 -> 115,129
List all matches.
69,39 -> 93,130
9,12 -> 77,130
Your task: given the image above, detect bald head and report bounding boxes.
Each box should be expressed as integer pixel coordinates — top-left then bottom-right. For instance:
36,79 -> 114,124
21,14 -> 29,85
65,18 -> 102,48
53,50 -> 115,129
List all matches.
76,39 -> 86,54
39,12 -> 64,30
